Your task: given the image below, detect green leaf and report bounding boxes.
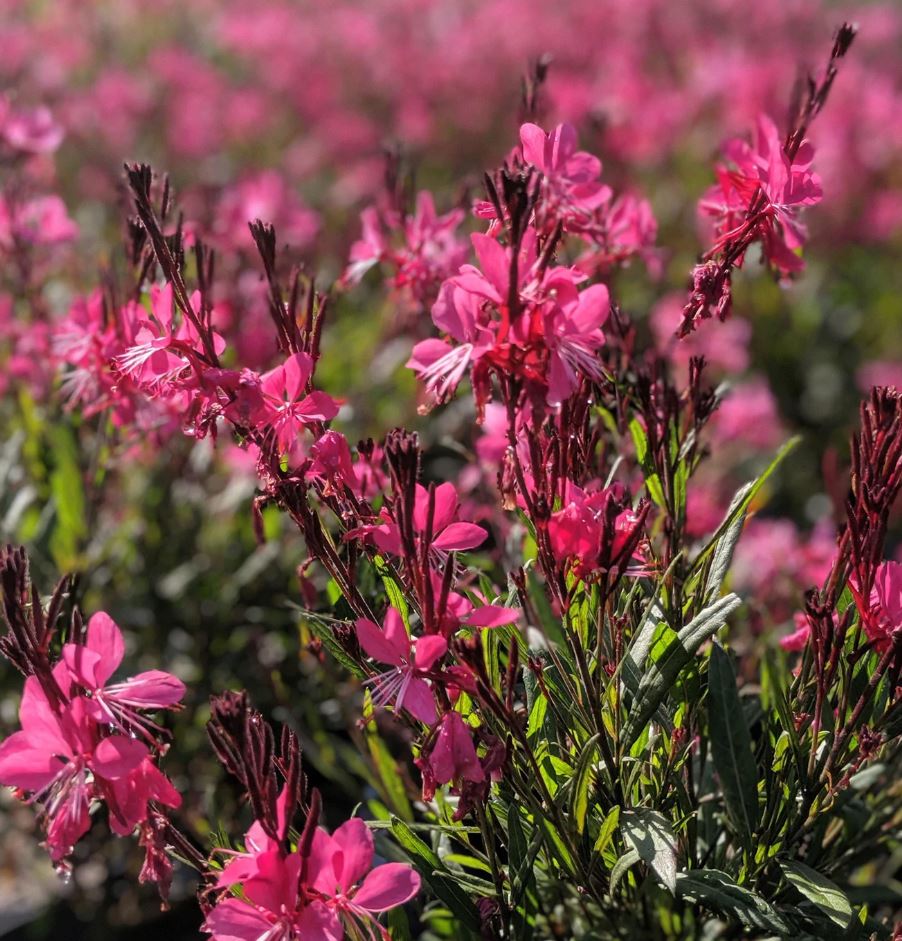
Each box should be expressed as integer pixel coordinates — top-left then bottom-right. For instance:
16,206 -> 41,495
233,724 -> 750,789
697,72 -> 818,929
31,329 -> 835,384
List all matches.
367,731 -> 413,820
621,593 -> 743,746
375,556 -> 410,629
593,806 -> 620,857
508,804 -> 542,939
781,860 -> 852,929
621,810 -> 678,894
621,596 -> 666,701
629,418 -> 667,508
676,869 -> 790,933
703,482 -> 752,602
707,644 -> 759,842
571,734 -> 600,835
609,848 -> 641,893
301,615 -> 366,678
390,817 -> 482,931
386,906 -> 413,941
526,692 -> 548,739
48,424 -> 86,571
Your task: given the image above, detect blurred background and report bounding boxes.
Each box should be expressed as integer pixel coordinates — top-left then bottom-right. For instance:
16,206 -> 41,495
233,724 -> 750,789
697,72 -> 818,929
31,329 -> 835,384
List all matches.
0,0 -> 900,936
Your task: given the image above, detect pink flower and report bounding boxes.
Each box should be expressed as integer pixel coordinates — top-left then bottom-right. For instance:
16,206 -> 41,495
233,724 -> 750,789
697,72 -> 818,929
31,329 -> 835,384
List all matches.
709,377 -> 783,450
780,612 -> 811,652
203,851 -> 336,941
256,352 -> 340,453
214,170 -> 319,251
0,678 -> 149,861
425,712 -> 485,788
547,482 -> 647,578
543,283 -> 610,406
61,612 -> 185,740
519,122 -> 611,233
700,113 -> 822,276
307,431 -> 387,499
114,284 -> 225,391
345,192 -> 466,307
204,818 -> 419,941
348,482 -> 487,557
307,818 -> 420,922
0,195 -> 78,249
1,104 -> 64,153
355,607 -> 447,724
856,561 -> 902,651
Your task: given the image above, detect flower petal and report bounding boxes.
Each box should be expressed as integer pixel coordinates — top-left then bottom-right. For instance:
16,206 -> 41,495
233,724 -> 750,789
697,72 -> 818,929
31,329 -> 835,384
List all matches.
91,735 -> 148,780
110,670 -> 185,708
203,897 -> 275,941
0,732 -> 66,791
353,862 -> 421,912
331,817 -> 374,890
414,634 -> 447,670
432,521 -> 487,552
85,612 -> 126,685
355,617 -> 403,666
464,606 -> 521,629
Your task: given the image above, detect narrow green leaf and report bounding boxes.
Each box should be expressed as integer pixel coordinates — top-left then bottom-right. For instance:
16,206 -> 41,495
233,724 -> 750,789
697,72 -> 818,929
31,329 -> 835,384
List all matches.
301,615 -> 366,678
781,860 -> 852,929
609,848 -> 641,893
571,734 -> 600,835
593,806 -> 620,857
390,817 -> 482,931
621,810 -> 678,894
703,482 -> 752,602
622,593 -> 742,746
676,869 -> 790,933
707,644 -> 759,841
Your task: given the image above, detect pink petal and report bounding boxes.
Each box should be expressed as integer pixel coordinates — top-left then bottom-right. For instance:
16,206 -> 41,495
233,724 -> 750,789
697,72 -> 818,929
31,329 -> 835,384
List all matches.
464,606 -> 520,628
429,712 -> 485,785
353,862 -> 421,912
572,284 -> 610,334
332,817 -> 374,889
203,897 -> 275,941
295,390 -> 340,422
150,283 -> 175,329
62,644 -> 104,690
282,352 -> 313,401
245,849 -> 301,913
85,612 -> 126,685
382,607 -> 409,657
431,482 -> 459,534
295,901 -> 343,941
19,676 -> 72,755
519,122 -> 548,170
217,854 -> 261,889
546,352 -> 578,407
407,337 -> 454,373
110,670 -> 185,708
355,617 -> 403,666
0,733 -> 66,790
91,735 -> 148,780
307,828 -> 341,895
432,521 -> 487,552
398,677 -> 437,725
549,123 -> 578,170
414,634 -> 447,670
471,233 -> 509,299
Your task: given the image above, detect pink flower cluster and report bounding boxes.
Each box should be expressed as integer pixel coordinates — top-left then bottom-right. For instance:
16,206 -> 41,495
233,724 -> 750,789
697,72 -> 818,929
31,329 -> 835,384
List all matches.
407,123 -> 635,414
699,114 -> 823,278
206,799 -> 418,941
0,613 -> 183,886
